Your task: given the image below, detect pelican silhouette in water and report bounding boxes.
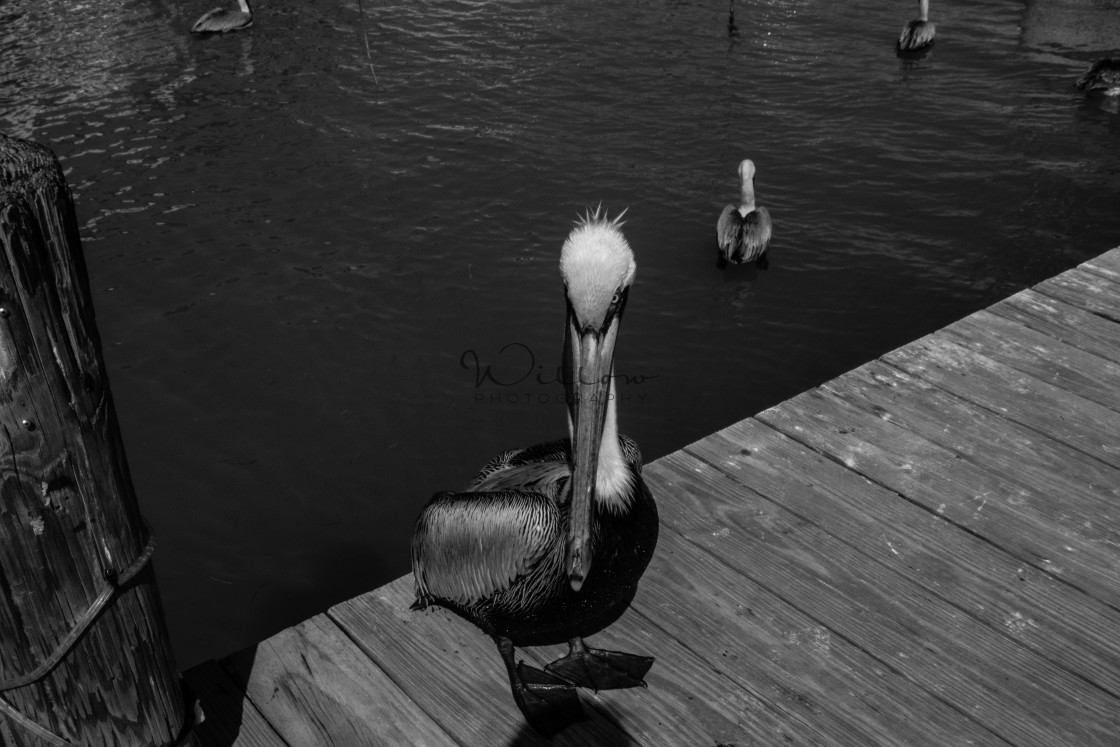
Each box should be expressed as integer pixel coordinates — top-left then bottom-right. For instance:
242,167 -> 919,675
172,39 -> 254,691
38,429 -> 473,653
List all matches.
1076,58 -> 1120,96
191,0 -> 253,34
717,158 -> 772,267
412,208 -> 658,737
897,0 -> 935,54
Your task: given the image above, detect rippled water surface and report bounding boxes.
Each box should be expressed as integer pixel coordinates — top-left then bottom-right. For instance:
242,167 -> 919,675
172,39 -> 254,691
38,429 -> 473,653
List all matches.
3,0 -> 1120,668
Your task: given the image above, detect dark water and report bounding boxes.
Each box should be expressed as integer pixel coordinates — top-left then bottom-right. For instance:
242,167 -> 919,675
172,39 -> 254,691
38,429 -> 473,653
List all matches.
3,0 -> 1119,669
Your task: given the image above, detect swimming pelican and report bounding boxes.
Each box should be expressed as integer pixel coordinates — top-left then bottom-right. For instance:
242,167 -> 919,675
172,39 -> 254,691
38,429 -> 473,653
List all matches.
191,0 -> 253,34
1076,58 -> 1120,96
411,208 -> 659,737
716,158 -> 772,267
897,0 -> 935,54
728,0 -> 739,37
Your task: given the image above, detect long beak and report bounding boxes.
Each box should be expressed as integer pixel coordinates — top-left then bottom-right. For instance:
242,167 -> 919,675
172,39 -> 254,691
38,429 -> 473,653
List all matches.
564,313 -> 617,592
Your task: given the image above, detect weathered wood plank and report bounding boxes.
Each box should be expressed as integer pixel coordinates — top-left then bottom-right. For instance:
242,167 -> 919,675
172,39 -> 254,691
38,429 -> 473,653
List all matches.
650,449 -> 1120,746
882,334 -> 1120,468
219,614 -> 455,746
988,289 -> 1120,366
742,393 -> 1120,696
622,493 -> 1010,747
942,310 -> 1120,413
1082,246 -> 1120,285
515,576 -> 825,747
1033,266 -> 1120,323
329,577 -> 637,746
333,575 -> 788,747
815,361 -> 1120,604
183,660 -> 286,747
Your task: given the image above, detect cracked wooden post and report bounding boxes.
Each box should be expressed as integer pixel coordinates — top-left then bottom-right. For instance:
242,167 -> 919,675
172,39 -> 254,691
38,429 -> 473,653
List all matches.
0,134 -> 195,746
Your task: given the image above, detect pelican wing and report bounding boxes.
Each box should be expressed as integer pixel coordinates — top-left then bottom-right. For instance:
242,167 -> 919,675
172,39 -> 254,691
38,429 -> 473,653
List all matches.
468,438 -> 571,499
1076,59 -> 1120,91
716,203 -> 741,254
412,490 -> 561,606
898,20 -> 935,51
738,206 -> 772,263
192,8 -> 252,33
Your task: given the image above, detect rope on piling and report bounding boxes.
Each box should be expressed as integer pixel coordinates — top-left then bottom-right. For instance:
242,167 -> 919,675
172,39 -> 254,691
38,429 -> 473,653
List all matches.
0,519 -> 163,745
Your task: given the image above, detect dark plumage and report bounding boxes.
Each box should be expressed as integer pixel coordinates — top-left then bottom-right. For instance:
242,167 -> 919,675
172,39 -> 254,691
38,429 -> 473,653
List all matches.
1076,58 -> 1120,95
411,210 -> 658,738
897,0 -> 935,54
191,0 -> 253,34
717,158 -> 772,266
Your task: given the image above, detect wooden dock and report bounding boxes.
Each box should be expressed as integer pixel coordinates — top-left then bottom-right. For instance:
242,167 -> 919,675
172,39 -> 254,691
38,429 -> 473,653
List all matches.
183,248 -> 1120,747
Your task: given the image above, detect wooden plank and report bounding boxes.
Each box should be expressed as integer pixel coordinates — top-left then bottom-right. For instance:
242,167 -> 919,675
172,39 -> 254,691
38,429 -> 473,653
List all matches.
621,485 -> 1011,747
1082,246 -> 1120,285
513,576 -> 828,746
331,576 -> 792,747
942,310 -> 1120,413
988,289 -> 1120,366
1033,267 -> 1120,323
219,614 -> 455,746
183,660 -> 287,747
649,449 -> 1120,746
328,577 -> 639,746
882,334 -> 1120,468
742,393 -> 1120,696
815,361 -> 1120,605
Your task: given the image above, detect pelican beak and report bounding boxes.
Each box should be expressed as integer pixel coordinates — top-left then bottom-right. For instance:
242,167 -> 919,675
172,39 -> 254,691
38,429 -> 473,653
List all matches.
564,310 -> 619,592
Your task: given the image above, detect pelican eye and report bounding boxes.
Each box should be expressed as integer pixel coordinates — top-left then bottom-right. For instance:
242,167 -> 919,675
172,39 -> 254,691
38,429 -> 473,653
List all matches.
610,289 -> 623,307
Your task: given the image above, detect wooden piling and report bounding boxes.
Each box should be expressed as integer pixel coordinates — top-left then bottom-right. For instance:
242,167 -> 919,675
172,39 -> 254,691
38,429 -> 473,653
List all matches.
0,135 -> 193,746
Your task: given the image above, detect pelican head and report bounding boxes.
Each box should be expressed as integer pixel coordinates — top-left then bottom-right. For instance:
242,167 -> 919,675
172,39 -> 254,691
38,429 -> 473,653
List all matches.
559,207 -> 636,591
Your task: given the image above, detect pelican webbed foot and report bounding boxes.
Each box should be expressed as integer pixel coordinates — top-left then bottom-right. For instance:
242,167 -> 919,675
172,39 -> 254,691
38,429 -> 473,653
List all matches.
544,637 -> 654,691
497,637 -> 585,737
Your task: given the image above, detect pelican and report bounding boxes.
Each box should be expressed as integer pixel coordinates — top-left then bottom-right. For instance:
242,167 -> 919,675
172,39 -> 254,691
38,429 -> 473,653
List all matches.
191,0 -> 253,34
716,158 -> 772,267
411,208 -> 658,737
1076,58 -> 1120,96
897,0 -> 935,54
728,0 -> 739,37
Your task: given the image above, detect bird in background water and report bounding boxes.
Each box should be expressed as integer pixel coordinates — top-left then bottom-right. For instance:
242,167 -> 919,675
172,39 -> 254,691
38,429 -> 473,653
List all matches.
728,0 -> 739,37
1076,58 -> 1120,96
897,0 -> 935,55
716,158 -> 772,268
411,208 -> 659,738
191,0 -> 253,34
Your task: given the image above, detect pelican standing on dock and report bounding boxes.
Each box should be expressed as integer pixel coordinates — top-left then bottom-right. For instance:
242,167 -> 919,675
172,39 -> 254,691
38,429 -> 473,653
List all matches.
1076,58 -> 1120,95
411,208 -> 659,737
897,0 -> 935,54
191,0 -> 253,34
717,158 -> 772,267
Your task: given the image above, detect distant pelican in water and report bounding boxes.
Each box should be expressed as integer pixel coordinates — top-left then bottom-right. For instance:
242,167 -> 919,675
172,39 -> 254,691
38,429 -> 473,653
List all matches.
191,0 -> 253,34
728,0 -> 739,37
897,0 -> 935,55
1076,58 -> 1120,96
716,158 -> 772,267
411,208 -> 659,737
